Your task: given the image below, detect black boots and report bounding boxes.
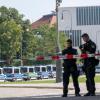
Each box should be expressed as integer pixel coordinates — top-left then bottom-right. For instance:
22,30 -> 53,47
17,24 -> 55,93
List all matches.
62,93 -> 81,97
84,92 -> 95,96
62,89 -> 68,97
62,94 -> 67,97
75,93 -> 81,96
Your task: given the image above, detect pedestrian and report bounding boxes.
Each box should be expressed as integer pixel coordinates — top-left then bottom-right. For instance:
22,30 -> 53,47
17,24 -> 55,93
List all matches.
62,39 -> 81,97
79,33 -> 96,96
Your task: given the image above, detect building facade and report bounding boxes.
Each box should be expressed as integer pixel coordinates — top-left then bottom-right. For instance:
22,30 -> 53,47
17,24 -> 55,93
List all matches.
58,6 -> 100,51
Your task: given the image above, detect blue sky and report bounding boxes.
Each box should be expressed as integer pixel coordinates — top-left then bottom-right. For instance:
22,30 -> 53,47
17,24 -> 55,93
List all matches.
0,0 -> 99,23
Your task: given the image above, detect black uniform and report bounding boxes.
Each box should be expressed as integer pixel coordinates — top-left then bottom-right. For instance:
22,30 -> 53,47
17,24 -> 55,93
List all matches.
62,47 -> 80,96
79,40 -> 96,94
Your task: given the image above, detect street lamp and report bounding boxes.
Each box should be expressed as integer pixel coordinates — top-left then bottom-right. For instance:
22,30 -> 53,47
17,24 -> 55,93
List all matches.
55,0 -> 62,83
56,0 -> 62,49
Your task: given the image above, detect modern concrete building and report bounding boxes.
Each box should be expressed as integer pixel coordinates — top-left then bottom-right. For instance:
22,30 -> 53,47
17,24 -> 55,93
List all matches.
58,6 -> 100,51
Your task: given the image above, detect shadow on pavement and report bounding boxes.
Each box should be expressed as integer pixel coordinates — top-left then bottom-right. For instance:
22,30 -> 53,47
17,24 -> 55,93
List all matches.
1,93 -> 100,100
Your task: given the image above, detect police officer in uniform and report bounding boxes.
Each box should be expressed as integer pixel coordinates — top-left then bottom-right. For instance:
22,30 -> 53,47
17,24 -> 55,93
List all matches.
62,39 -> 81,97
79,33 -> 96,96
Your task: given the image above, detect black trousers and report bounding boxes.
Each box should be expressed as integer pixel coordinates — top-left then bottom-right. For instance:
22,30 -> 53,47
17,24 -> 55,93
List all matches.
84,65 -> 96,94
63,70 -> 80,95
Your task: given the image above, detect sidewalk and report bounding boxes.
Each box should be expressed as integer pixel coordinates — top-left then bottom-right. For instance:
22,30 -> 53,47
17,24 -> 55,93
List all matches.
0,82 -> 63,89
0,83 -> 100,91
0,83 -> 100,98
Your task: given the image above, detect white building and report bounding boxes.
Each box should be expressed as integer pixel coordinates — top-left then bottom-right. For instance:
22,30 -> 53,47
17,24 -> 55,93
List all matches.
58,6 -> 100,51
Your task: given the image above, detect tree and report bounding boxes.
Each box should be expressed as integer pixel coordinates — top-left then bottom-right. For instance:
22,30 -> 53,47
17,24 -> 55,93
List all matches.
0,6 -> 30,65
32,24 -> 67,57
0,6 -> 68,66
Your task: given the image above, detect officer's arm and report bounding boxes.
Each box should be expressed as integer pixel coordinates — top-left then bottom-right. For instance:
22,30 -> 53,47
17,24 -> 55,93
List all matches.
62,50 -> 65,55
62,49 -> 67,55
88,43 -> 96,53
79,44 -> 86,53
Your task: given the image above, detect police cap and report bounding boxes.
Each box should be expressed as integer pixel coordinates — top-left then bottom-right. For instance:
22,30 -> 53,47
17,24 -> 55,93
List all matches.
81,33 -> 89,37
66,39 -> 72,44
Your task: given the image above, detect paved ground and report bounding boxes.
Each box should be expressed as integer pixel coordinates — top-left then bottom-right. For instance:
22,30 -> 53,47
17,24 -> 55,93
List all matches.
0,83 -> 100,99
1,95 -> 100,100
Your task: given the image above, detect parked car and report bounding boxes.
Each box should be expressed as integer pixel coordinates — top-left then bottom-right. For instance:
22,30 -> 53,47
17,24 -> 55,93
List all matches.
37,72 -> 49,79
22,73 -> 31,81
14,73 -> 23,81
48,71 -> 54,78
46,64 -> 56,78
3,67 -> 23,81
35,65 -> 49,79
37,72 -> 42,79
22,72 -> 38,81
95,64 -> 100,73
0,74 -> 6,82
20,66 -> 38,80
5,74 -> 17,82
0,67 -> 6,82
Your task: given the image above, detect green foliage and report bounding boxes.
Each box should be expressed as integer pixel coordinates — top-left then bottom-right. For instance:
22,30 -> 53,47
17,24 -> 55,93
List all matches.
32,25 -> 67,57
0,6 -> 67,66
0,6 -> 29,65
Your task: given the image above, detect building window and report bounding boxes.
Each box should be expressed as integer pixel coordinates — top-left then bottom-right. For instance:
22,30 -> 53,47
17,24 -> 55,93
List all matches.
65,30 -> 81,47
76,6 -> 100,25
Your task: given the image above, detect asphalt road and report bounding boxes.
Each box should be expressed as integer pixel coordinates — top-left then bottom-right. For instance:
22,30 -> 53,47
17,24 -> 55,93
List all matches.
0,87 -> 100,100
0,88 -> 62,98
1,82 -> 100,100
1,95 -> 100,100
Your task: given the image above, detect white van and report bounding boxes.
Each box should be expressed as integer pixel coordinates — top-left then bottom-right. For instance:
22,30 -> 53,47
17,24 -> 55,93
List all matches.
46,64 -> 56,78
3,67 -> 23,81
35,65 -> 49,79
20,66 -> 38,80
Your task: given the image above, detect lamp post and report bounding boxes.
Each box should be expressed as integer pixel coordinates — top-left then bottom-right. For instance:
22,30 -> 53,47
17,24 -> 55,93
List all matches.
55,0 -> 62,83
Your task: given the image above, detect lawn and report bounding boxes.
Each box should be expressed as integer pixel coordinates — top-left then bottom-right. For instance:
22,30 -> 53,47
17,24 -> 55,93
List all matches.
0,79 -> 56,84
72,74 -> 100,83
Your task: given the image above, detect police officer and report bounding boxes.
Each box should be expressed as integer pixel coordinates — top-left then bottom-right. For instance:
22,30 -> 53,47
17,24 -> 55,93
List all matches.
79,33 -> 96,96
62,39 -> 80,97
